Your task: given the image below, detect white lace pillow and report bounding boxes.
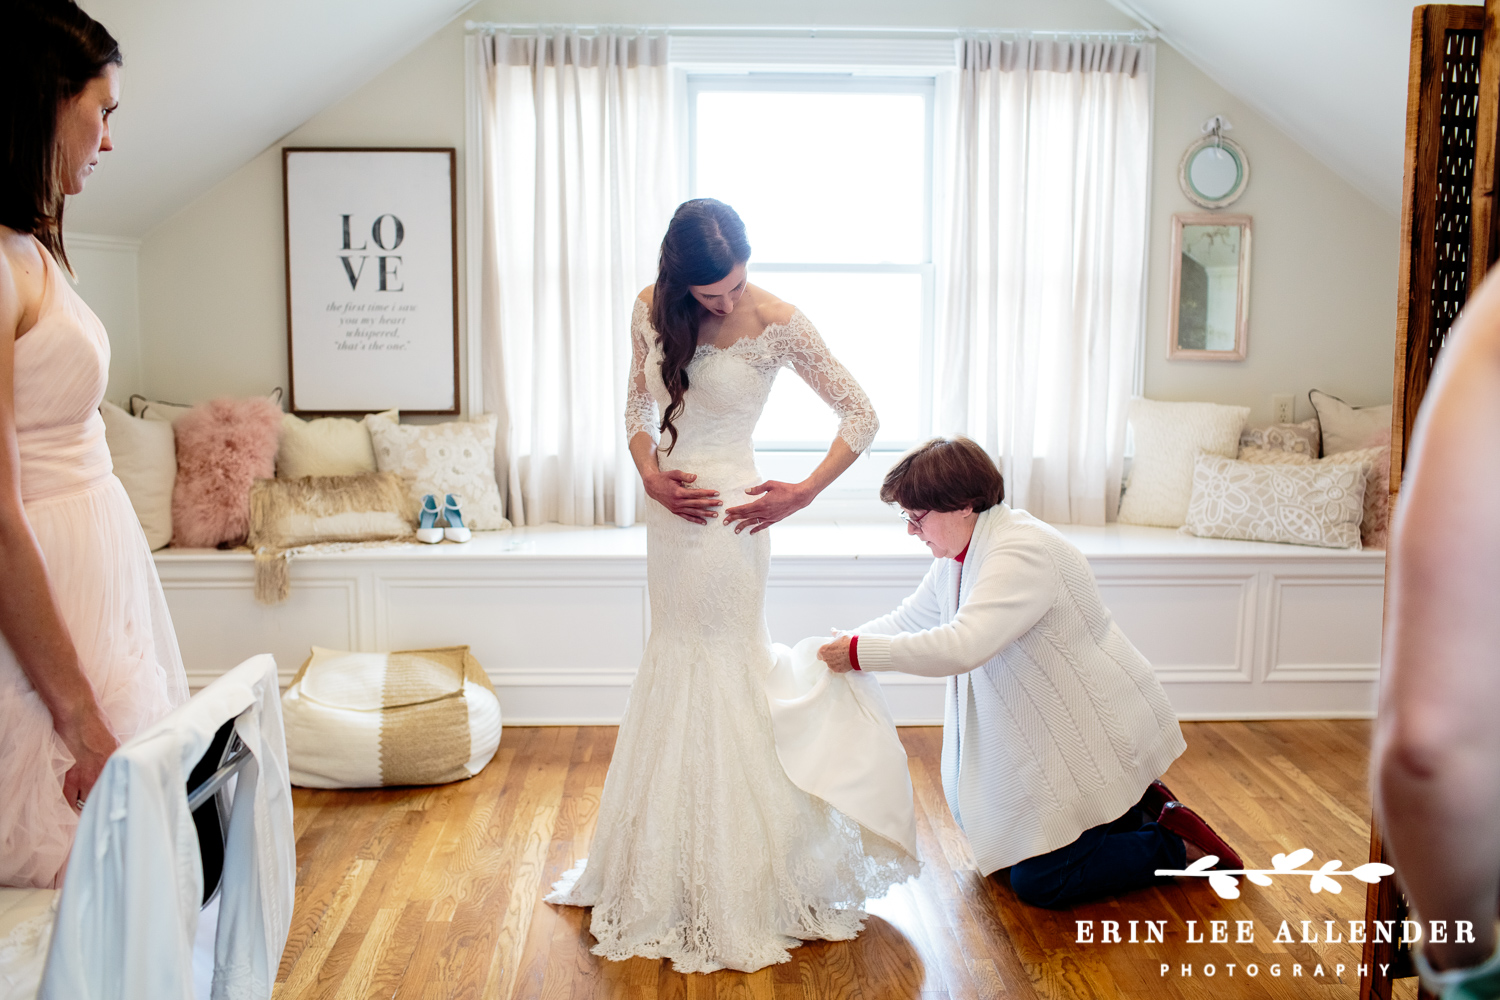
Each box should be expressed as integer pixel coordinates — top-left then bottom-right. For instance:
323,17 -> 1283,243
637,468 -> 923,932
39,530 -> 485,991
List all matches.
364,412 -> 509,530
1183,453 -> 1368,549
1119,399 -> 1250,528
1239,418 -> 1320,457
1239,444 -> 1389,548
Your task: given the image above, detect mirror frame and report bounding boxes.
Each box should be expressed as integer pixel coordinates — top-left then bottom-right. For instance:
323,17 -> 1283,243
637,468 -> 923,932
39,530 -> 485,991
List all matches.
1178,135 -> 1250,209
1168,213 -> 1252,362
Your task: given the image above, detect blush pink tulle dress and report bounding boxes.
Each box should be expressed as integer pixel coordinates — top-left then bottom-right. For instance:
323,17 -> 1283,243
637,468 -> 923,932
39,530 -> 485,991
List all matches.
0,238 -> 188,888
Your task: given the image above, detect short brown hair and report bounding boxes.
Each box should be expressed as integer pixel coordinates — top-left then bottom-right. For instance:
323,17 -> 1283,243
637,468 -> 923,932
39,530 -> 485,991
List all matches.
880,437 -> 1004,513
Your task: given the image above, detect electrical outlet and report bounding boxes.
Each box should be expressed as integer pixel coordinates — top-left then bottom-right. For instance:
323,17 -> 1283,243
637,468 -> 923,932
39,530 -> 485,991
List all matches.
1272,394 -> 1295,424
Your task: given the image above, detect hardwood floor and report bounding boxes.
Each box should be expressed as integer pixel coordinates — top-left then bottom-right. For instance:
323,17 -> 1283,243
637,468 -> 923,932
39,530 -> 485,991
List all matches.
274,722 -> 1419,1000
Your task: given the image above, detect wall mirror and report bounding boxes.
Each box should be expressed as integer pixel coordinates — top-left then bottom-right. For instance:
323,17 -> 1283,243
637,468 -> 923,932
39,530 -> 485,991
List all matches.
1168,213 -> 1251,361
1179,136 -> 1249,207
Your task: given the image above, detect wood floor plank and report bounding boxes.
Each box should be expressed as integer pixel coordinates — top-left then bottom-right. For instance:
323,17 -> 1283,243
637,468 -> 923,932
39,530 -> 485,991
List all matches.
278,722 -> 1381,1000
274,858 -> 378,999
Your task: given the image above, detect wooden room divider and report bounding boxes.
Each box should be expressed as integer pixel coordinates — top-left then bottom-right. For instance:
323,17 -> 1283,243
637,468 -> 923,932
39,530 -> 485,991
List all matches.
1361,3 -> 1499,998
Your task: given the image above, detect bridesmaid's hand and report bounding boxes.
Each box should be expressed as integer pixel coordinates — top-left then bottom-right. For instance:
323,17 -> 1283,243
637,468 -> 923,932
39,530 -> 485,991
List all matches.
57,705 -> 118,811
723,480 -> 812,534
644,469 -> 722,525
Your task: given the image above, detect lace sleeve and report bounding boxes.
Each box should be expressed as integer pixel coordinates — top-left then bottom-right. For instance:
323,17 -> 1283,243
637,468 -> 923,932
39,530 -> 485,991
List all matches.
770,310 -> 879,454
625,299 -> 659,444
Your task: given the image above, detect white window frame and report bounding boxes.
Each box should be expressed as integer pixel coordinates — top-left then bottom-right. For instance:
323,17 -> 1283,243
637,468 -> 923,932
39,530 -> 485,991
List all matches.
682,71 -> 939,515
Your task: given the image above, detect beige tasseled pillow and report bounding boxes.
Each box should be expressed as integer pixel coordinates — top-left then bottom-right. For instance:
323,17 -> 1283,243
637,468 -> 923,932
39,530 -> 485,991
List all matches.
248,472 -> 414,603
281,645 -> 502,789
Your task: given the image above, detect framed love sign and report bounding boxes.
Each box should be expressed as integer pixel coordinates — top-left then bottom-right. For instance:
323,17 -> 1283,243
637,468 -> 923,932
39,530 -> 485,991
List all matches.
283,148 -> 459,414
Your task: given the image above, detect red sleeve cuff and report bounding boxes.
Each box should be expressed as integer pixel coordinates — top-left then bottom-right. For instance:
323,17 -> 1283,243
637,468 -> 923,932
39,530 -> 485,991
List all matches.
849,634 -> 861,670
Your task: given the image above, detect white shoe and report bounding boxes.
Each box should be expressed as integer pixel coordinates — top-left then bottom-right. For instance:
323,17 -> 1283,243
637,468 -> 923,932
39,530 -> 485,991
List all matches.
417,495 -> 444,543
443,494 -> 472,543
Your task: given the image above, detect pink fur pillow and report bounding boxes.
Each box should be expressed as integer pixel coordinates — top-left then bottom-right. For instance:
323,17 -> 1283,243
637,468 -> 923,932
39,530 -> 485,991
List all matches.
172,397 -> 283,548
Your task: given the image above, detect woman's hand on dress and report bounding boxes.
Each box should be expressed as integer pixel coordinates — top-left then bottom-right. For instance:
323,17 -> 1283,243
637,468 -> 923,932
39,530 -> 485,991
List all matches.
645,470 -> 722,525
819,636 -> 855,673
57,706 -> 118,811
723,480 -> 812,534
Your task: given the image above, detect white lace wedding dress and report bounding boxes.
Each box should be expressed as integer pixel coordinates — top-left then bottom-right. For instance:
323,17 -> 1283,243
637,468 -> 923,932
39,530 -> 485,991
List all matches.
546,299 -> 919,974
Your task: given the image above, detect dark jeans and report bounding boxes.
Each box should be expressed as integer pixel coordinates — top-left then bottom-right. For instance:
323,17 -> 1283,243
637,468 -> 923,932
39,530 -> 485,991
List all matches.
1008,803 -> 1186,909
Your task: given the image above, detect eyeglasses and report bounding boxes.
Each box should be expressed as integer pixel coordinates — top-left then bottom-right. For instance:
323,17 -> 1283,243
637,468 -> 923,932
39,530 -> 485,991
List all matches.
898,509 -> 932,531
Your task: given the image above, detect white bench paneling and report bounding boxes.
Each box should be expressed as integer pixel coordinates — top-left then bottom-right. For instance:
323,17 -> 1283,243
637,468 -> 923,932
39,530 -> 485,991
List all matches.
161,573 -> 357,680
1096,573 -> 1256,684
155,523 -> 1385,723
1265,575 -> 1385,683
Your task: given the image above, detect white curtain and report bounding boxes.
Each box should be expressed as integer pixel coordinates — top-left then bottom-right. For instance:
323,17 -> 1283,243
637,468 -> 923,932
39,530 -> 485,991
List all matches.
471,30 -> 676,527
934,37 -> 1153,525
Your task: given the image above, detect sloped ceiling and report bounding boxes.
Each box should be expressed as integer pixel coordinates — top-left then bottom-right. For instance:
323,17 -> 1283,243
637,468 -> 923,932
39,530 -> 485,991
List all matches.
69,0 -> 474,238
1107,0 -> 1472,215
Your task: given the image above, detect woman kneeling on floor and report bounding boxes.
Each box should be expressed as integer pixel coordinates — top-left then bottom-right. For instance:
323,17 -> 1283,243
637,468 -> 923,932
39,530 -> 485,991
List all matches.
819,436 -> 1240,907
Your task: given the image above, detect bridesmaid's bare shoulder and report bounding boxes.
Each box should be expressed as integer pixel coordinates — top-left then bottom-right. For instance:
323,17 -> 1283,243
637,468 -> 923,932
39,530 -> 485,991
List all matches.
0,226 -> 46,342
637,284 -> 656,309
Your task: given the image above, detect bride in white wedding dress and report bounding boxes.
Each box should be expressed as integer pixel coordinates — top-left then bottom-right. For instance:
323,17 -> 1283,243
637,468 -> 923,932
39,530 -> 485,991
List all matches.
546,199 -> 919,973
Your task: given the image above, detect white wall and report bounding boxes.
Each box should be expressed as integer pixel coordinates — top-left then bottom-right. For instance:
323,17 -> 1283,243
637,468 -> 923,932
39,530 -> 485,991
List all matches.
136,0 -> 1398,427
65,232 -> 144,403
1146,45 -> 1398,423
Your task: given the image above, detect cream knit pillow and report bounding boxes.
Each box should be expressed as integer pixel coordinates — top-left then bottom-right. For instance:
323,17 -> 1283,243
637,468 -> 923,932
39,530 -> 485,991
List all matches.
364,411 -> 508,530
277,412 -> 378,479
1119,399 -> 1250,528
100,400 -> 176,550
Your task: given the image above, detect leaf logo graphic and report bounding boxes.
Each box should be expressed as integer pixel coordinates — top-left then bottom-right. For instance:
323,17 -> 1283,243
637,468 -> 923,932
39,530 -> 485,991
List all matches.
1157,850 -> 1397,900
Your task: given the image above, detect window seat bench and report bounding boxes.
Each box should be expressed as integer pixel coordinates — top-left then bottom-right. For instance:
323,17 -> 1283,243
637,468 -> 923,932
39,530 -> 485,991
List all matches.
155,522 -> 1384,724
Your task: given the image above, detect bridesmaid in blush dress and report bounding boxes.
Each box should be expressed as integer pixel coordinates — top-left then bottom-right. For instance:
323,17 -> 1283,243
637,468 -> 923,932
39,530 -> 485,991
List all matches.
0,0 -> 188,888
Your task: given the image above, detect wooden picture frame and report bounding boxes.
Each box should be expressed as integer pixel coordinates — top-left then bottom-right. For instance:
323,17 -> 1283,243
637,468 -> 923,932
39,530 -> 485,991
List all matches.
283,147 -> 459,415
1167,212 -> 1252,361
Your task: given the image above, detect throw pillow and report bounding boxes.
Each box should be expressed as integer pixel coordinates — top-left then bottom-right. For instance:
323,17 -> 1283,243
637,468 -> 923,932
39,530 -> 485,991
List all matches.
281,645 -> 502,788
248,472 -> 415,603
1239,418 -> 1321,458
100,401 -> 176,550
133,388 -> 284,424
364,411 -> 508,530
277,412 -> 378,479
1183,453 -> 1368,549
1308,389 -> 1393,455
129,393 -> 193,423
1238,438 -> 1391,548
171,396 -> 283,548
1118,399 -> 1251,528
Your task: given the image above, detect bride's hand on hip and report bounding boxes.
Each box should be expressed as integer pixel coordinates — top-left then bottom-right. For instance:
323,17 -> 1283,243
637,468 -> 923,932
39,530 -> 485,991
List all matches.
723,480 -> 811,534
645,469 -> 722,525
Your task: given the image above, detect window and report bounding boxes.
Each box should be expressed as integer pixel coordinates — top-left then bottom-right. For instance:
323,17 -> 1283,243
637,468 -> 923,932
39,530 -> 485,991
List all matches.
688,74 -> 935,453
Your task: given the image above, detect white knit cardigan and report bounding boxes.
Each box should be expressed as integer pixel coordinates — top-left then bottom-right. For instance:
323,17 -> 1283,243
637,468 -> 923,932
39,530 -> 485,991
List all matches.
854,504 -> 1186,875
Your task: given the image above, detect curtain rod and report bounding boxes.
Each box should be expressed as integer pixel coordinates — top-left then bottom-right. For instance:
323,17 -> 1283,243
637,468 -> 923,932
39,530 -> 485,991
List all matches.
463,23 -> 1156,42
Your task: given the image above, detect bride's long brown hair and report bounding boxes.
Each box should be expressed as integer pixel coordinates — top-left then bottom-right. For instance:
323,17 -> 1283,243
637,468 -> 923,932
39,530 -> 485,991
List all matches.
648,199 -> 750,454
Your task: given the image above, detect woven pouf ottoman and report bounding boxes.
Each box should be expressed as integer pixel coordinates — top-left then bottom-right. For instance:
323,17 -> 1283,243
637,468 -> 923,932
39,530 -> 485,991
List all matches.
282,645 -> 501,788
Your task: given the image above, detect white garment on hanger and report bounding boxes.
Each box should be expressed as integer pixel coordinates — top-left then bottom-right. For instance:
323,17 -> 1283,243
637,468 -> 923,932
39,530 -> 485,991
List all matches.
764,637 -> 918,858
40,654 -> 294,1000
